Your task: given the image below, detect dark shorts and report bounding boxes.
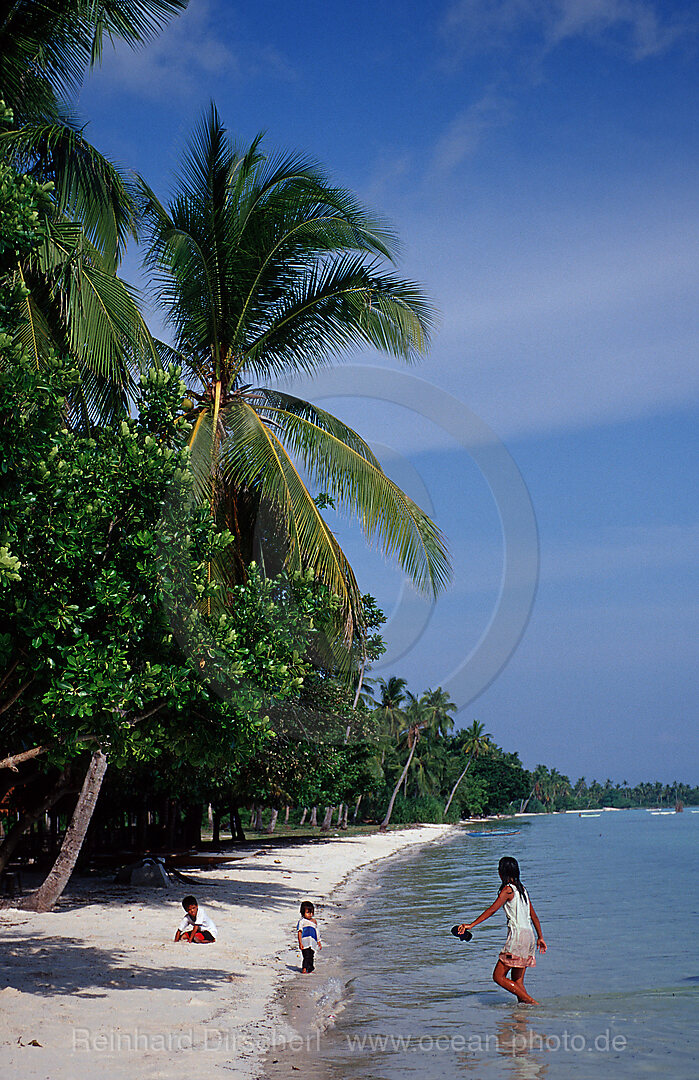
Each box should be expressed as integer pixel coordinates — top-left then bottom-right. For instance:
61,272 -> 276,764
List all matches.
302,947 -> 315,972
191,930 -> 215,942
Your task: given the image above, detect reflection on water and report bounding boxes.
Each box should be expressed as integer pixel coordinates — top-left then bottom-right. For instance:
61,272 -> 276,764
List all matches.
452,1010 -> 550,1078
495,1012 -> 549,1080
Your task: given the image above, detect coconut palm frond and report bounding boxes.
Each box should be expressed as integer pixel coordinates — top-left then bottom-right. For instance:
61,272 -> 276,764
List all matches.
258,401 -> 450,596
30,219 -> 154,378
219,399 -> 363,634
250,388 -> 383,467
137,105 -> 449,632
0,119 -> 136,262
0,1 -> 188,112
240,255 -> 435,381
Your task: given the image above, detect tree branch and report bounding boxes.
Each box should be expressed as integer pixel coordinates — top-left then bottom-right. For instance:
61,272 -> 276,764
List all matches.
0,701 -> 167,772
0,676 -> 35,717
0,745 -> 48,772
0,657 -> 20,692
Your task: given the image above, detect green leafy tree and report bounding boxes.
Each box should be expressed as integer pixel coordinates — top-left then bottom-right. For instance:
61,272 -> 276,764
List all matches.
468,749 -> 530,815
0,326 -> 323,908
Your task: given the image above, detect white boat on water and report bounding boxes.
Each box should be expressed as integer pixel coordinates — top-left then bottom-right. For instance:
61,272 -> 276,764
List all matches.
649,810 -> 674,815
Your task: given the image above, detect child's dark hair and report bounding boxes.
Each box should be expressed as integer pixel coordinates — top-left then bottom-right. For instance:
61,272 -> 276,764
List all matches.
300,901 -> 314,917
182,895 -> 197,909
497,857 -> 527,900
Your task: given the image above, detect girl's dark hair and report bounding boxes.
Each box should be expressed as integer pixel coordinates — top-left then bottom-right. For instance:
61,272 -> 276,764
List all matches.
497,857 -> 527,899
182,895 -> 197,909
300,901 -> 314,916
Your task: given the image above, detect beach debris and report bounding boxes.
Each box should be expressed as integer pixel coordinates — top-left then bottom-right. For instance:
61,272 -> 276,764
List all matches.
115,857 -> 170,887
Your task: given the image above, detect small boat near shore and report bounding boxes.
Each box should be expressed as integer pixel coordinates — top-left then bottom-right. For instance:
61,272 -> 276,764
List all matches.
465,829 -> 521,837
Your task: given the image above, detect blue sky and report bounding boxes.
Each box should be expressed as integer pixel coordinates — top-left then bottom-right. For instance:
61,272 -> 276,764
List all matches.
79,0 -> 698,784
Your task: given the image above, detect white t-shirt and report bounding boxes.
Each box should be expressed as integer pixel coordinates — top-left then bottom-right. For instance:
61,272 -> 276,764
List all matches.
178,906 -> 217,938
297,917 -> 321,951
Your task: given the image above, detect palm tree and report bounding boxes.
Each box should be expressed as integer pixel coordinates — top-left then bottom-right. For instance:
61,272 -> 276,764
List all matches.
520,763 -> 551,813
376,676 -> 409,730
443,719 -> 491,817
136,105 -> 450,643
380,689 -> 453,828
0,2 -> 189,420
405,687 -> 456,798
380,696 -> 425,830
0,0 -> 187,253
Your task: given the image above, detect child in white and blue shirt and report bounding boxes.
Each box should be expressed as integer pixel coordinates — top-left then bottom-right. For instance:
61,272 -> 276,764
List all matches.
296,900 -> 322,973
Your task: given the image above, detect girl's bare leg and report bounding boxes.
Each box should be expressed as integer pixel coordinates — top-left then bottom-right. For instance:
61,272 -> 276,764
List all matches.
493,960 -> 538,1004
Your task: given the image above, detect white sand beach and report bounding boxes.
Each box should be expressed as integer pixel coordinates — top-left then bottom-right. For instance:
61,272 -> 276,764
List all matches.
0,825 -> 452,1079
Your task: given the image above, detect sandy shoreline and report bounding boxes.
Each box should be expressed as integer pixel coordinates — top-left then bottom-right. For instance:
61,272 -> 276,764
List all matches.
0,824 -> 453,1079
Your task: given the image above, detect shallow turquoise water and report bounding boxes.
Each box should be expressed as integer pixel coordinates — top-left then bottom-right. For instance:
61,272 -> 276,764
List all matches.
301,809 -> 699,1079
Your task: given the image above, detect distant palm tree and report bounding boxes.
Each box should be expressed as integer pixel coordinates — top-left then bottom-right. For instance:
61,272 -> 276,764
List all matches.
376,676 -> 409,734
380,689 -> 453,828
443,720 -> 491,817
520,763 -> 551,813
406,687 -> 456,798
137,106 -> 449,644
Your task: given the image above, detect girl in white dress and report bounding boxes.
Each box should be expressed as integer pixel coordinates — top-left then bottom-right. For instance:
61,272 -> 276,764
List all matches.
458,856 -> 546,1004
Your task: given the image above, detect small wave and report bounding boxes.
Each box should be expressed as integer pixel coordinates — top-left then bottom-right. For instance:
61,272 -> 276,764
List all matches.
310,977 -> 349,1031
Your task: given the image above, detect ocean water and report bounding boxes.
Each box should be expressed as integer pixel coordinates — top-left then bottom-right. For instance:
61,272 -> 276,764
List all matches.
280,809 -> 699,1080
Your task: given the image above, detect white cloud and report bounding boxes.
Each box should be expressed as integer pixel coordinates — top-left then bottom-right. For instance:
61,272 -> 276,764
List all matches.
539,524 -> 699,584
83,1 -> 296,102
84,1 -> 237,100
432,524 -> 699,608
443,0 -> 693,60
431,90 -> 512,174
389,182 -> 699,440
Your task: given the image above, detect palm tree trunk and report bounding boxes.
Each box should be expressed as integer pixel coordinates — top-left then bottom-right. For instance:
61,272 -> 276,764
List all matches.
381,739 -> 418,830
20,750 -> 108,912
520,784 -> 537,813
352,794 -> 362,822
266,808 -> 278,834
309,806 -> 318,827
352,652 -> 366,710
444,757 -> 473,817
299,807 -> 308,826
320,806 -> 333,832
